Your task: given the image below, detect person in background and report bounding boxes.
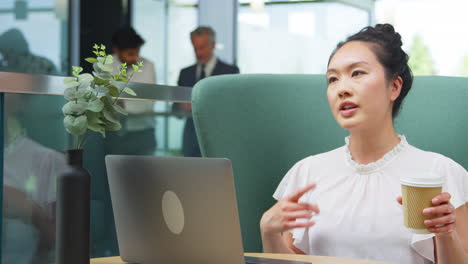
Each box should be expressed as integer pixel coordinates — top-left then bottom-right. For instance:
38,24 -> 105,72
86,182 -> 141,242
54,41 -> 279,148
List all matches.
173,26 -> 240,157
108,26 -> 157,155
260,24 -> 468,264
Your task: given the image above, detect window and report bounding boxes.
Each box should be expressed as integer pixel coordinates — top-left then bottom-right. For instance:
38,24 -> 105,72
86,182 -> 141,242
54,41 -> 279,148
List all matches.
376,0 -> 468,77
238,1 -> 369,74
132,0 -> 198,156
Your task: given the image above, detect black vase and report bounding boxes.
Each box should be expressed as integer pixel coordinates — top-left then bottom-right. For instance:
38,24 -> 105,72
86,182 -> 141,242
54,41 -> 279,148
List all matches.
56,149 -> 90,264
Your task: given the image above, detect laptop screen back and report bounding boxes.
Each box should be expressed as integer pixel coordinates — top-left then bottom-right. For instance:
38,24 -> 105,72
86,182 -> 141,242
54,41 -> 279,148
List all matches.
105,155 -> 245,264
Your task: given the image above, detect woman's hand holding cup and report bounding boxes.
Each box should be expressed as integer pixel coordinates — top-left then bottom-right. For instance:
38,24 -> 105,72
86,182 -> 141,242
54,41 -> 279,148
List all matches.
399,173 -> 446,234
260,183 -> 319,235
397,191 -> 456,235
422,192 -> 456,234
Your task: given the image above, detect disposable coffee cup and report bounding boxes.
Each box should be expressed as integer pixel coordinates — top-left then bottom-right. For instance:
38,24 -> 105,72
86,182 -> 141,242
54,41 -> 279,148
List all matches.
400,173 -> 444,234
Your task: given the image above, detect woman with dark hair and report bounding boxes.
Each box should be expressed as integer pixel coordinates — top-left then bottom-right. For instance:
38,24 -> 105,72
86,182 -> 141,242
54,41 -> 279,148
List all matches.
260,24 -> 468,264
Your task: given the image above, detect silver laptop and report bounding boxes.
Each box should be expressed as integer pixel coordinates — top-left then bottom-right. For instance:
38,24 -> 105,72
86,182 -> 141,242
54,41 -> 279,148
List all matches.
106,155 -> 312,264
105,155 -> 245,264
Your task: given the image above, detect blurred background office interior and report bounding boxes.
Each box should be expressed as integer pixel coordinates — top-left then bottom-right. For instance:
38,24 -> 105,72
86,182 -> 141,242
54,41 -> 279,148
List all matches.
1,0 -> 468,263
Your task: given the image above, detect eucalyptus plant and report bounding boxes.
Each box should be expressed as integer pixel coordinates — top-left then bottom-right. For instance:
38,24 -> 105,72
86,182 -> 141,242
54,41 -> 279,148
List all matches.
63,44 -> 143,149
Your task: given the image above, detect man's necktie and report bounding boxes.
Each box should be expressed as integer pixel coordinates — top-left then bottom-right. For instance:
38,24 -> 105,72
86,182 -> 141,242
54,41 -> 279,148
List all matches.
199,64 -> 206,81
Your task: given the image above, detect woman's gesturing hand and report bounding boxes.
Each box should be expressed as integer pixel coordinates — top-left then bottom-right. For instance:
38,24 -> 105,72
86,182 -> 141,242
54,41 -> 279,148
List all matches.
260,183 -> 319,235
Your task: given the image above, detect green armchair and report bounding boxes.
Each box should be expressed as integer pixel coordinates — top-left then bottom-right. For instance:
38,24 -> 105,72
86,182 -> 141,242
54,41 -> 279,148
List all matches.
192,74 -> 468,252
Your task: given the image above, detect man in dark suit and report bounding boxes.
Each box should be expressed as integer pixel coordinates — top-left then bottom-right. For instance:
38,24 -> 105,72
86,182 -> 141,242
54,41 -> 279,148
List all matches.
174,26 -> 239,157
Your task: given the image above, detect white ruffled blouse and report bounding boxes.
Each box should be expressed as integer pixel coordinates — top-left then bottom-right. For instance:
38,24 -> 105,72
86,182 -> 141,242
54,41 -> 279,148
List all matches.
273,136 -> 468,264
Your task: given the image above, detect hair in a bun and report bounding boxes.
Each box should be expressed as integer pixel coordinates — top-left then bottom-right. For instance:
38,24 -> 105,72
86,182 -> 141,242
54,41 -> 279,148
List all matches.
328,23 -> 413,119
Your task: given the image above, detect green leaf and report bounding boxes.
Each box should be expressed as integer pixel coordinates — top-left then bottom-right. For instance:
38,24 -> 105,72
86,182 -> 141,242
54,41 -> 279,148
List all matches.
86,111 -> 104,124
64,82 -> 80,88
96,56 -> 112,65
101,94 -> 112,104
99,51 -> 105,56
93,63 -> 113,79
77,79 -> 92,90
101,95 -> 116,110
87,98 -> 104,112
109,79 -> 123,88
64,77 -> 79,88
78,73 -> 93,83
104,120 -> 121,131
104,55 -> 113,64
121,69 -> 127,76
88,123 -> 105,137
93,51 -> 99,55
138,61 -> 144,67
123,87 -> 136,96
95,86 -> 109,94
86,108 -> 105,137
64,87 -> 87,101
107,85 -> 119,97
112,102 -> 127,115
93,44 -> 99,50
100,44 -> 106,50
64,115 -> 87,136
132,64 -> 139,71
72,66 -> 83,73
62,101 -> 88,115
97,62 -> 113,73
120,63 -> 127,69
103,108 -> 119,124
64,77 -> 77,84
83,90 -> 97,101
85,57 -> 98,63
114,75 -> 127,82
93,71 -> 112,80
97,57 -> 106,64
94,77 -> 109,86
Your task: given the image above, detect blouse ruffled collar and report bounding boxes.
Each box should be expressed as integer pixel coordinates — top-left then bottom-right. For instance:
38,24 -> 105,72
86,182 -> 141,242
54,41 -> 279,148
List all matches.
344,135 -> 408,174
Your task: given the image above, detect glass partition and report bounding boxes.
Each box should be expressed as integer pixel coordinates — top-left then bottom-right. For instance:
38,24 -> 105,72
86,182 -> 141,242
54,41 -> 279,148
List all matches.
3,93 -> 67,264
0,72 -> 192,262
0,6 -> 69,260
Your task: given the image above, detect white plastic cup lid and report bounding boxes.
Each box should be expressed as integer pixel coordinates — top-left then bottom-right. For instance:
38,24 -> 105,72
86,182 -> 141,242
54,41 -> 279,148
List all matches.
400,172 -> 444,188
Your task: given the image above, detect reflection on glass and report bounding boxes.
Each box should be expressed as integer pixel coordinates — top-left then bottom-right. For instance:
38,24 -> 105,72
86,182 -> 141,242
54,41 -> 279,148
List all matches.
3,91 -> 68,264
0,29 -> 57,75
0,82 -> 190,261
0,0 -> 68,75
